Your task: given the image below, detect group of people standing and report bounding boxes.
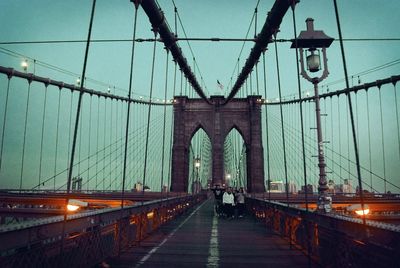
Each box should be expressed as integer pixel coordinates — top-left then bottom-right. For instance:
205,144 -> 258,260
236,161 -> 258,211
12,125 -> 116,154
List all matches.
212,185 -> 245,219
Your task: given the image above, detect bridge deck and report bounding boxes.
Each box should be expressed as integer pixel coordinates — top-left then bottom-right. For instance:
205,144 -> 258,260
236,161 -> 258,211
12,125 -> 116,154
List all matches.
107,199 -> 310,267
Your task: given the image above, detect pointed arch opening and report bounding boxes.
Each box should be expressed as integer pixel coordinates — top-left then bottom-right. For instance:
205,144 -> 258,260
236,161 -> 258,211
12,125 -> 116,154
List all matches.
188,127 -> 212,193
223,127 -> 247,190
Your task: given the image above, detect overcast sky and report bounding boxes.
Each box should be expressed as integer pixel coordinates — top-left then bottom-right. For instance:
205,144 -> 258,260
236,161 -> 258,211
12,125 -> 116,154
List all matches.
0,0 -> 399,192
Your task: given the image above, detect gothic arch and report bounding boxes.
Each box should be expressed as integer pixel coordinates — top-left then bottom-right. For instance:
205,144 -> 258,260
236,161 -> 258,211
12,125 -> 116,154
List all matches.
186,122 -> 212,149
171,95 -> 265,193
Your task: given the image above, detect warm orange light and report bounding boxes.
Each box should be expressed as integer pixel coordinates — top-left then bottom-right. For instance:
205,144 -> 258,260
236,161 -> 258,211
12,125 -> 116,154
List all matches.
147,211 -> 154,219
355,209 -> 370,216
67,204 -> 80,211
67,199 -> 87,211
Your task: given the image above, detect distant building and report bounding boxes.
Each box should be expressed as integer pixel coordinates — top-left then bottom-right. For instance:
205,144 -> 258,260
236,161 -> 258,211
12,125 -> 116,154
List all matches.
269,180 -> 285,193
287,181 -> 297,194
328,179 -> 335,194
72,176 -> 83,192
334,179 -> 353,194
133,182 -> 143,192
343,179 -> 353,193
299,184 -> 314,194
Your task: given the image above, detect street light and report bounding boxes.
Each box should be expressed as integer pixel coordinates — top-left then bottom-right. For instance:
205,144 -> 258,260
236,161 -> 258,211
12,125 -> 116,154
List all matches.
291,18 -> 334,213
21,59 -> 28,72
226,173 -> 231,187
193,157 -> 201,193
194,157 -> 201,169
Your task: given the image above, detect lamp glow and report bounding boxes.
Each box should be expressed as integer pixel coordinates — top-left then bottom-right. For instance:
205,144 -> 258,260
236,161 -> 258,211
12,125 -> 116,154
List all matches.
21,59 -> 28,71
67,204 -> 80,211
355,209 -> 370,216
194,157 -> 201,168
67,199 -> 88,212
147,211 -> 154,219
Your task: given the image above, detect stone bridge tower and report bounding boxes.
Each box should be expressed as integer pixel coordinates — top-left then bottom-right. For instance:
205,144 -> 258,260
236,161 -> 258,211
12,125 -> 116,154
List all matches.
171,95 -> 265,193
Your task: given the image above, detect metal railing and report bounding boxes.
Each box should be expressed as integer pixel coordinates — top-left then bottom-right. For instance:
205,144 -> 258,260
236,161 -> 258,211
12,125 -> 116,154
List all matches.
246,197 -> 399,267
0,194 -> 206,267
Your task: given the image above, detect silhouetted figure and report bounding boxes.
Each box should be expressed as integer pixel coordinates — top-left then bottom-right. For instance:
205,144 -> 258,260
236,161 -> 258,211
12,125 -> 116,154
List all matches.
212,185 -> 224,216
223,187 -> 235,219
235,187 -> 245,218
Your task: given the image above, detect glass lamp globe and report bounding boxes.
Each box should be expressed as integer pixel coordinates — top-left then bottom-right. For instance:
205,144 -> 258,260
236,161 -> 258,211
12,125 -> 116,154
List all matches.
306,50 -> 321,73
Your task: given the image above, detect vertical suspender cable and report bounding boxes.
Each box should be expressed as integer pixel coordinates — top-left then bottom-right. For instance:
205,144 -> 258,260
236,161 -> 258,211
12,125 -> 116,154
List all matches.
254,7 -> 259,96
103,98 -> 107,191
254,7 -> 258,38
192,57 -> 195,98
142,30 -> 158,193
378,88 -> 387,193
274,33 -> 291,248
168,60 -> 178,193
160,51 -> 170,192
291,4 -> 311,266
273,35 -> 289,206
87,96 -> 93,191
355,93 -> 360,147
77,95 -> 83,177
185,77 -> 188,96
0,79 -> 11,171
337,98 -> 342,179
109,99 -> 113,189
394,83 -> 400,161
38,86 -> 48,190
67,92 -> 73,176
330,97 -> 334,184
273,31 -> 294,245
256,64 -> 260,95
96,97 -> 100,191
333,0 -> 366,225
19,82 -> 32,191
118,3 -> 140,249
60,0 -> 97,254
54,88 -> 62,190
78,97 -> 83,177
249,72 -> 253,95
346,96 -> 350,179
366,92 -> 373,192
262,52 -> 271,201
180,70 -> 183,96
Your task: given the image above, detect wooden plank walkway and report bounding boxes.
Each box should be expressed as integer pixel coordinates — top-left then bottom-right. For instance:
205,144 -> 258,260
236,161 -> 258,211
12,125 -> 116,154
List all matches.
106,199 -> 310,267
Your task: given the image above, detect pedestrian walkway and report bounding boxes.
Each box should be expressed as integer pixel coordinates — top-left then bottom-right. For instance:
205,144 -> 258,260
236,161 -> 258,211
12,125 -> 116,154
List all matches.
106,198 -> 310,267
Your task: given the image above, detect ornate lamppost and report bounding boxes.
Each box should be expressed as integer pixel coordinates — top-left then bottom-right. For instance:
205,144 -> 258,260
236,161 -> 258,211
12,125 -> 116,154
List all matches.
291,18 -> 334,213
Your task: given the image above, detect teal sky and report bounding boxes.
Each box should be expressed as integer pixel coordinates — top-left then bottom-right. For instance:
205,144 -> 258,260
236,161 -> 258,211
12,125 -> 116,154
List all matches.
1,0 -> 399,99
0,0 -> 399,192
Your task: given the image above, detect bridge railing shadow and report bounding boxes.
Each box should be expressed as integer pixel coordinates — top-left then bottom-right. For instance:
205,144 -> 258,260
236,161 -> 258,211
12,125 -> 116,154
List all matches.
246,197 -> 399,268
0,193 -> 206,268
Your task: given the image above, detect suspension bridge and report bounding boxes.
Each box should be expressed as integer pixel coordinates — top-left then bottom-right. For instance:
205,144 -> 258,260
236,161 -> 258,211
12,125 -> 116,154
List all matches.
0,0 -> 399,267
